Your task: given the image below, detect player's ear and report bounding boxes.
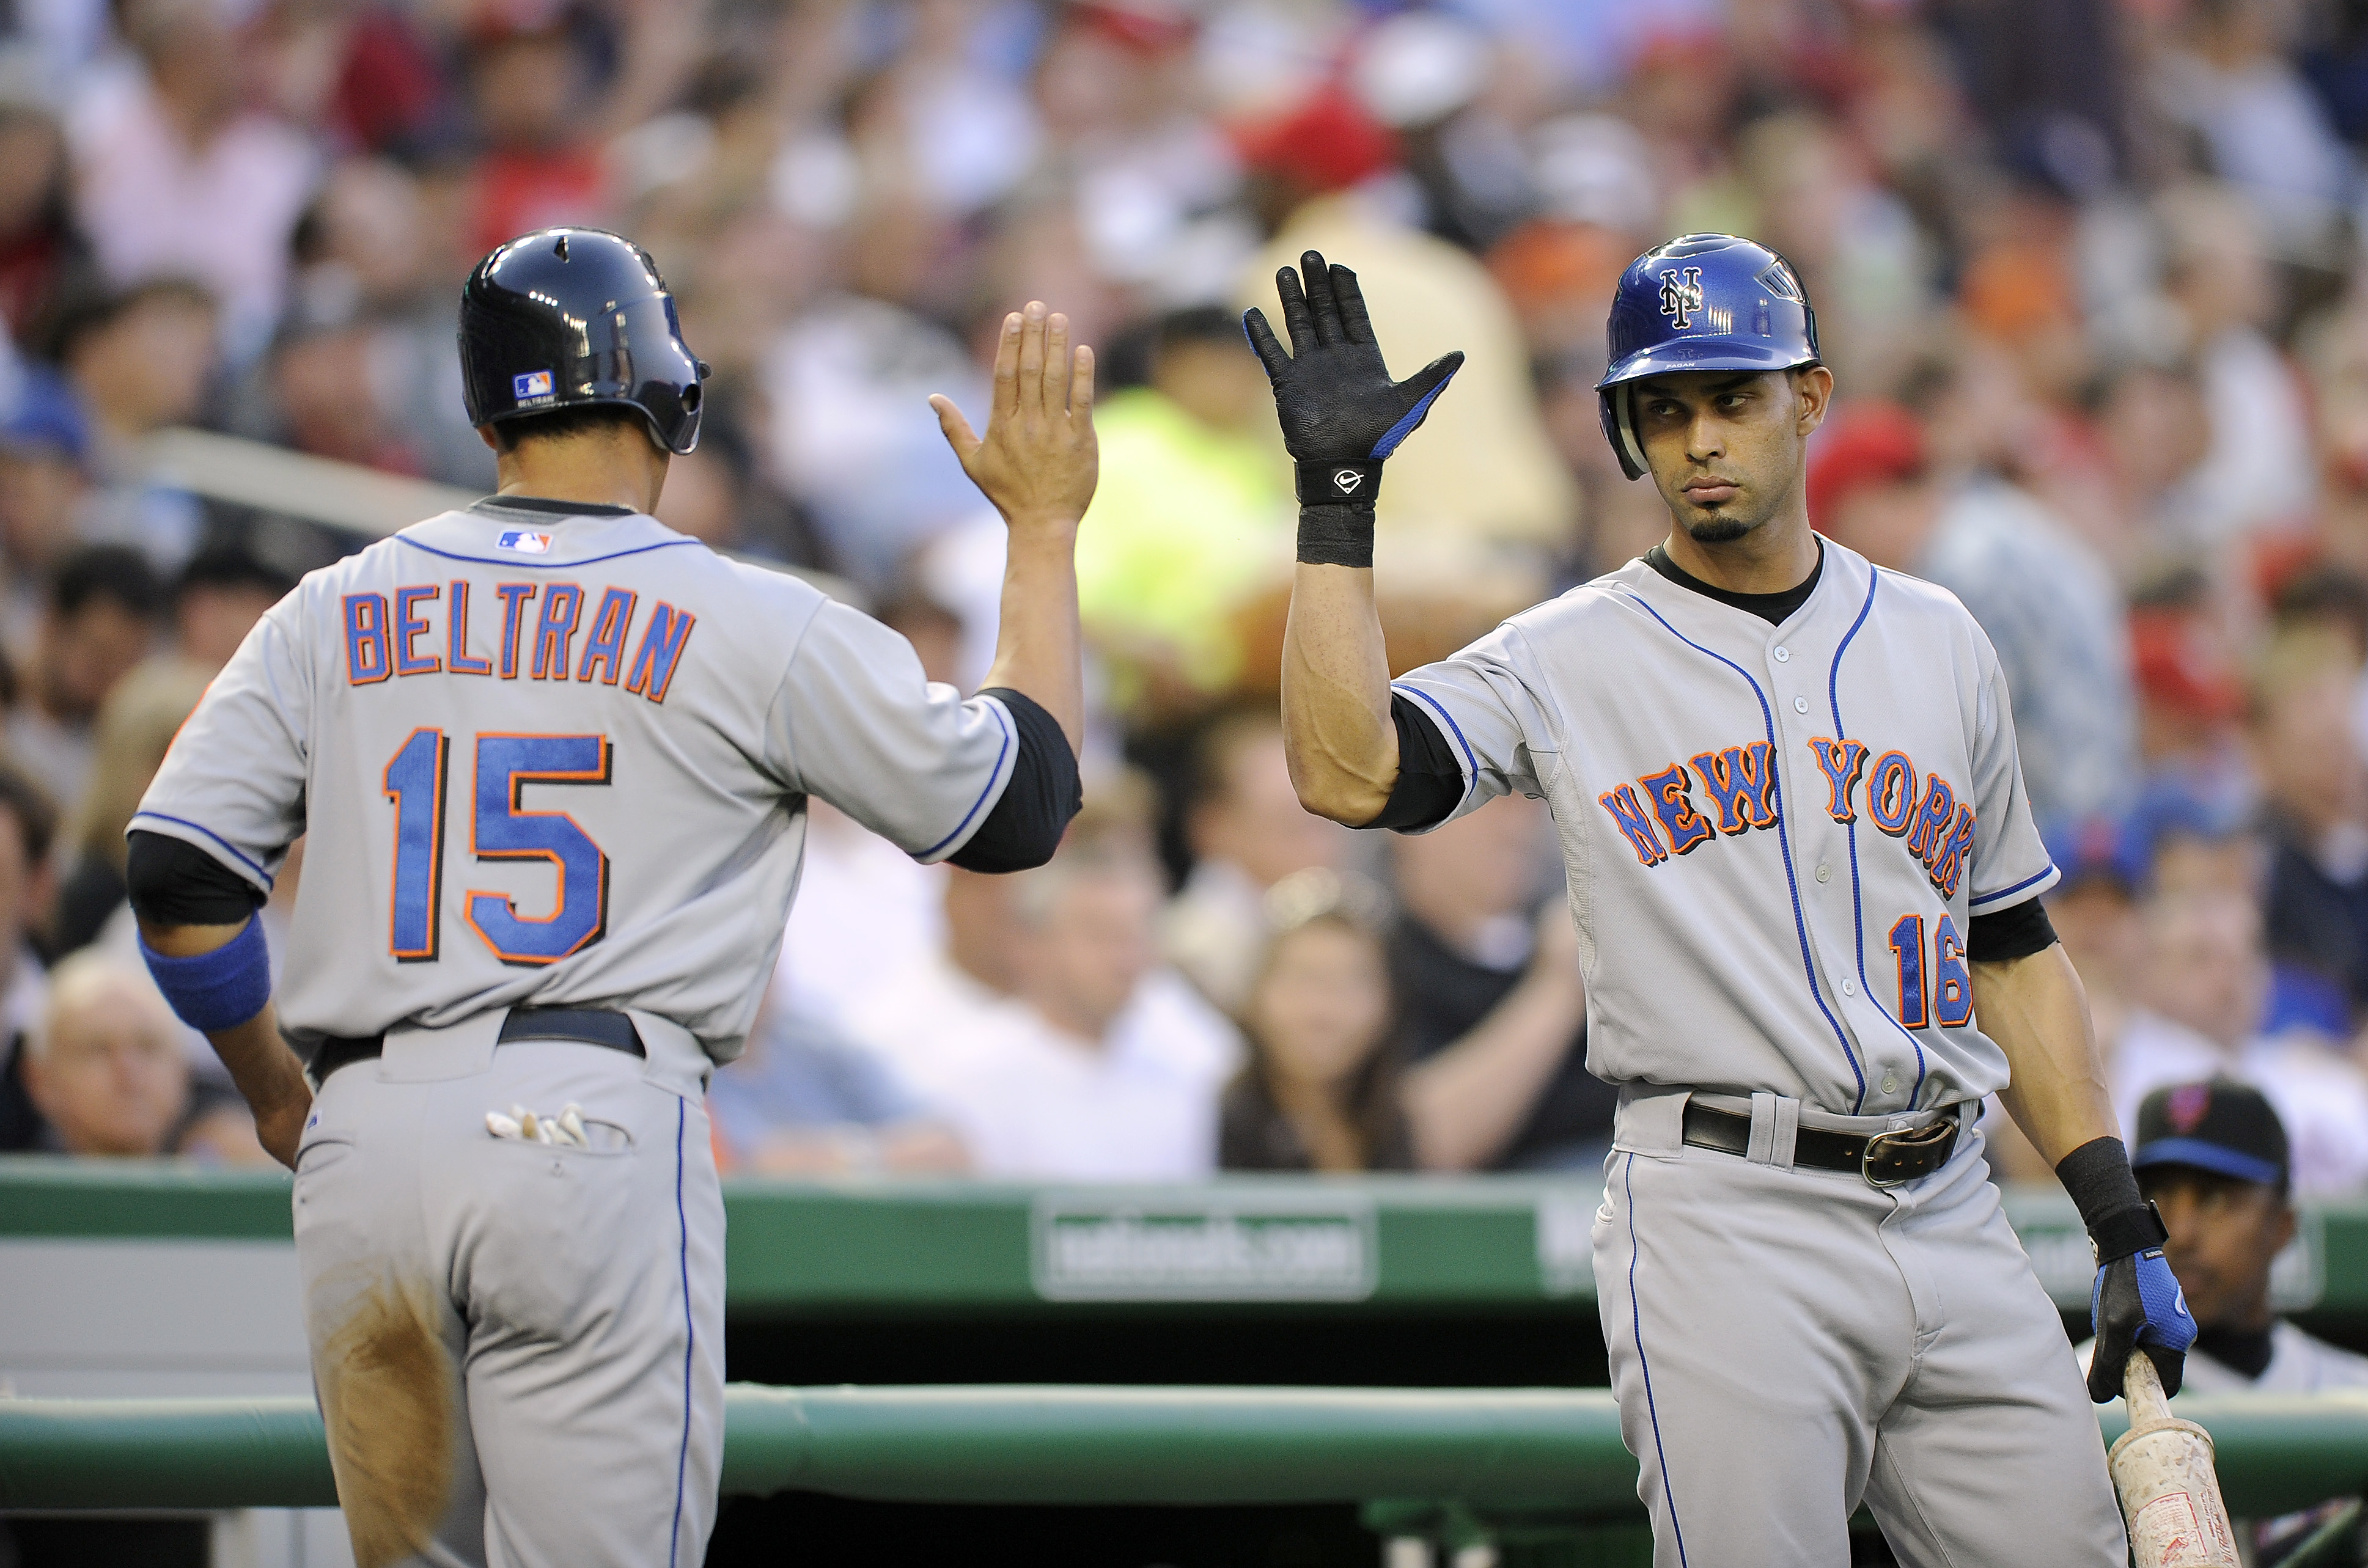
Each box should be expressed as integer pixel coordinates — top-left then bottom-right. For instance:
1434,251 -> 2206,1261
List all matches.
476,424 -> 500,452
1792,365 -> 1834,436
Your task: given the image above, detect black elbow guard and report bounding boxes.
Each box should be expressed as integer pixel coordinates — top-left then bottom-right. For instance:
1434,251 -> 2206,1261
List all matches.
949,689 -> 1081,873
125,830 -> 268,926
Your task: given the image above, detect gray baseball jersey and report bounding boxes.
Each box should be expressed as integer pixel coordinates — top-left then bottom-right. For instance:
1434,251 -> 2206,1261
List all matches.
1396,537 -> 2121,1566
138,495 -> 1027,1568
1392,538 -> 2057,1118
136,497 -> 1019,1067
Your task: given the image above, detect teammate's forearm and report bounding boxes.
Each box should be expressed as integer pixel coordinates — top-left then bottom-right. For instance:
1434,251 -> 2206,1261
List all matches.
1279,562 -> 1397,824
1402,967 -> 1583,1171
980,520 -> 1085,756
1975,945 -> 2117,1165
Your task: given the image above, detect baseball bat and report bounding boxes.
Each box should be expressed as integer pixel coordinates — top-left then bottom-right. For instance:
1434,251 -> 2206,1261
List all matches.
2108,1350 -> 2239,1567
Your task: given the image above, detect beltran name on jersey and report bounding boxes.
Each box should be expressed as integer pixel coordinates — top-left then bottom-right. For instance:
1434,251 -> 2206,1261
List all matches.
1391,538 -> 2056,1118
342,580 -> 694,698
131,499 -> 1020,1080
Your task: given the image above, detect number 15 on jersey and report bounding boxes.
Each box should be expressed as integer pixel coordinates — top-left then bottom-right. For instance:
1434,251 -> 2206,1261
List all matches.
384,728 -> 613,966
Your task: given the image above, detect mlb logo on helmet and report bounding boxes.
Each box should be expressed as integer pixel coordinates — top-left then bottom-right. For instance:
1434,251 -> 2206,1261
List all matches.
513,369 -> 555,401
496,530 -> 553,554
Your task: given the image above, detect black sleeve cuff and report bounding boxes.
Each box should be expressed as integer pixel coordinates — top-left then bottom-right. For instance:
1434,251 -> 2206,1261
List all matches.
2056,1135 -> 2157,1257
949,688 -> 1081,873
1361,692 -> 1465,832
125,829 -> 267,926
1969,897 -> 2057,962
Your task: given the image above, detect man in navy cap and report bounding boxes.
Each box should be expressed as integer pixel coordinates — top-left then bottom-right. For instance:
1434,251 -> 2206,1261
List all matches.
2081,1079 -> 2368,1393
2080,1079 -> 2368,1560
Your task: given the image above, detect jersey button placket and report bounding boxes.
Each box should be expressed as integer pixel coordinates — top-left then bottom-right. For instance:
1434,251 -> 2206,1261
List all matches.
1770,632 -> 1864,1104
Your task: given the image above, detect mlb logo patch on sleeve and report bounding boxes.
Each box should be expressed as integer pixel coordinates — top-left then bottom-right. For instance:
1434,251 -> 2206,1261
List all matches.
512,370 -> 554,401
496,529 -> 553,554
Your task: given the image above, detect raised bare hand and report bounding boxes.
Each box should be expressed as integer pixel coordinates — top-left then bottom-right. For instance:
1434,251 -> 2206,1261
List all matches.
930,301 -> 1098,532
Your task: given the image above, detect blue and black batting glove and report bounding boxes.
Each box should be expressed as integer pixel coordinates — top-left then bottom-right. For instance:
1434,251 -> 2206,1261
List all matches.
1243,252 -> 1463,565
2086,1200 -> 2196,1402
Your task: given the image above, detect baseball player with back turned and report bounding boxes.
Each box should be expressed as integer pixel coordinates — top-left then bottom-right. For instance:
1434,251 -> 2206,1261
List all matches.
123,228 -> 1095,1567
1251,235 -> 2197,1566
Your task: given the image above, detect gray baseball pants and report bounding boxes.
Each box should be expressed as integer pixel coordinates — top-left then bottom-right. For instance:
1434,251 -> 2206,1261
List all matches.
292,1030 -> 724,1568
1592,1089 -> 2125,1567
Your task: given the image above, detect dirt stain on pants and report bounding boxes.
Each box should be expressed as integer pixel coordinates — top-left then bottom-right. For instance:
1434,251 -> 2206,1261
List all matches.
316,1278 -> 455,1568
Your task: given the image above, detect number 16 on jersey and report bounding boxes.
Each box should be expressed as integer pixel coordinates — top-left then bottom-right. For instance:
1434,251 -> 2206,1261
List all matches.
1886,912 -> 1971,1030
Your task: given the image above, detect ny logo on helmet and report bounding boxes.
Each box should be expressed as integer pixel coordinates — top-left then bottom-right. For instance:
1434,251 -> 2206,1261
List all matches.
1658,268 -> 1705,329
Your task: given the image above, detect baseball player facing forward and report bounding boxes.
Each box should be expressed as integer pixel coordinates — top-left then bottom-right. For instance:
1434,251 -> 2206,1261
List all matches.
1251,235 -> 2197,1566
125,228 -> 1094,1567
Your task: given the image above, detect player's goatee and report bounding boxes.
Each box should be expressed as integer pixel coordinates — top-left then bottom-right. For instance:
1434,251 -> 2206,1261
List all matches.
1685,516 -> 1753,544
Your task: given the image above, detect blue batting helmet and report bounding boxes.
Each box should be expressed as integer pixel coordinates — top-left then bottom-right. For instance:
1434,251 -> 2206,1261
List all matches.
1596,233 -> 1820,480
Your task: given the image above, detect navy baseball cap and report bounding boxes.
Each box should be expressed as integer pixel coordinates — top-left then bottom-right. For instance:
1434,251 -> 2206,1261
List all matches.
2132,1080 -> 2288,1190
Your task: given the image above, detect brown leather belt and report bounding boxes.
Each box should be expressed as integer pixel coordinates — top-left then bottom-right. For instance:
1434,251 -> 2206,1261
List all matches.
308,1006 -> 644,1085
1680,1100 -> 1962,1188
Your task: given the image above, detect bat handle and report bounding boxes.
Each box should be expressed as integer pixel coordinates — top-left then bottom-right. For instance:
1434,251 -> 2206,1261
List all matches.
2123,1349 -> 2172,1429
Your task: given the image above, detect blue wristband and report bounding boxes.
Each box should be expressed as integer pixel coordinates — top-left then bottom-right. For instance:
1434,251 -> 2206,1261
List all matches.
139,915 -> 271,1033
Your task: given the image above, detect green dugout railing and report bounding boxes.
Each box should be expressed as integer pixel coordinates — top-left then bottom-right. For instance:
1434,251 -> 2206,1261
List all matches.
2,1159 -> 2358,1318
7,1386 -> 2368,1522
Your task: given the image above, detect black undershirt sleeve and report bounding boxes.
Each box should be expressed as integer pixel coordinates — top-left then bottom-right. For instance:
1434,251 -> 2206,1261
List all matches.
125,830 -> 267,926
1967,896 -> 2056,962
1362,693 -> 1465,832
947,687 -> 1081,873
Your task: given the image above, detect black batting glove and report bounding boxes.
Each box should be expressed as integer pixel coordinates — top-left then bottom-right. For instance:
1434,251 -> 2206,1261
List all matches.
2059,1136 -> 2197,1402
1242,251 -> 1463,566
2090,1242 -> 2196,1401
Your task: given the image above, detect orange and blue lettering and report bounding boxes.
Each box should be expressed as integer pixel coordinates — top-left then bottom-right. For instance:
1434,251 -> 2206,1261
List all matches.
495,584 -> 536,679
1639,762 -> 1713,855
575,588 -> 638,685
1598,784 -> 1668,866
344,593 -> 391,685
1934,914 -> 1973,1027
625,602 -> 696,703
1905,774 -> 1957,862
1691,742 -> 1778,834
465,733 -> 612,965
531,584 -> 584,680
447,581 -> 491,675
384,727 -> 447,961
1867,750 -> 1916,836
1807,737 -> 1869,823
1927,804 -> 1977,899
394,585 -> 441,676
1887,912 -> 1928,1028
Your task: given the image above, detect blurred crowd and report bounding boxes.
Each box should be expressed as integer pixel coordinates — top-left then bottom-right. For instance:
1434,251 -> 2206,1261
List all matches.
12,0 -> 2368,1191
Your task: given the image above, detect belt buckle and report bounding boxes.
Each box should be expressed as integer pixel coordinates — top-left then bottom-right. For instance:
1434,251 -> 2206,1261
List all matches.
1860,1118 -> 1952,1189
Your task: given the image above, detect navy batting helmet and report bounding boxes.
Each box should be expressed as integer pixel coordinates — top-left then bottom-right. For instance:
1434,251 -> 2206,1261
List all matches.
458,227 -> 710,456
1596,233 -> 1820,480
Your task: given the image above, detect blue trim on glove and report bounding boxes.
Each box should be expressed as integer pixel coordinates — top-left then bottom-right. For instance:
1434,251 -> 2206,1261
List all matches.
1370,368 -> 1460,458
2092,1247 -> 2197,1355
139,915 -> 271,1033
2128,1248 -> 2197,1352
